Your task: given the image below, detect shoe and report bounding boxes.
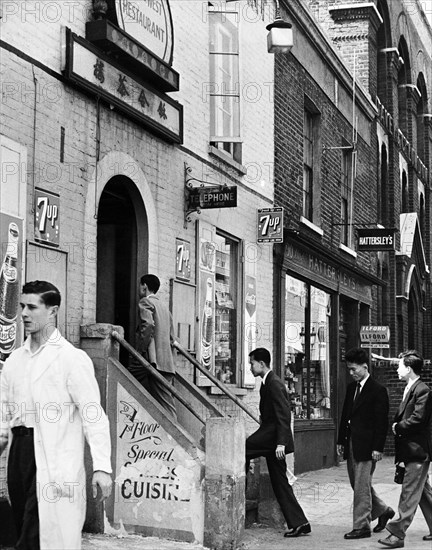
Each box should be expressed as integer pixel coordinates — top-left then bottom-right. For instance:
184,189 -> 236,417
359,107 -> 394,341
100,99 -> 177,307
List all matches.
378,534 -> 404,548
373,507 -> 396,532
423,534 -> 432,541
344,528 -> 371,539
284,523 -> 311,537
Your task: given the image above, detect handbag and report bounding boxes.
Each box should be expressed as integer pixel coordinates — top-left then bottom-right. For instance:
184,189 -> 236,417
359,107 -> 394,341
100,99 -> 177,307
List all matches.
394,463 -> 405,484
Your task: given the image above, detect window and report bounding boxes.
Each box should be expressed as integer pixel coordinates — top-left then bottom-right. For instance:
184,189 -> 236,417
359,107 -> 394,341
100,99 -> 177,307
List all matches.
209,7 -> 241,163
303,111 -> 314,220
214,231 -> 239,384
284,276 -> 332,420
341,150 -> 353,246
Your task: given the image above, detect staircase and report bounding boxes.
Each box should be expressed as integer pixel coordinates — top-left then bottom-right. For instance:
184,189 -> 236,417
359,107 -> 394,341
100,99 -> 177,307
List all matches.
80,324 -> 258,549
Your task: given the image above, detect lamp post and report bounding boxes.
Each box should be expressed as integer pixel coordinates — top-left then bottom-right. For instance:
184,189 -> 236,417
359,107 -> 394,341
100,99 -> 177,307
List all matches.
266,0 -> 293,53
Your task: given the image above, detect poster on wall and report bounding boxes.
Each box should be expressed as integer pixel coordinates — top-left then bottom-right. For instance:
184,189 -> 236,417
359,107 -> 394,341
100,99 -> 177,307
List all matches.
0,215 -> 24,363
114,383 -> 203,535
196,222 -> 216,385
243,275 -> 256,387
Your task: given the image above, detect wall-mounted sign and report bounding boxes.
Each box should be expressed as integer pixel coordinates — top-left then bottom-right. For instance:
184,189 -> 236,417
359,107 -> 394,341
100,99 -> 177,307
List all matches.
107,0 -> 174,64
188,186 -> 237,210
243,275 -> 256,388
34,188 -> 60,246
86,19 -> 179,92
357,228 -> 395,251
360,325 -> 390,349
64,29 -> 183,144
175,238 -> 191,281
257,207 -> 283,243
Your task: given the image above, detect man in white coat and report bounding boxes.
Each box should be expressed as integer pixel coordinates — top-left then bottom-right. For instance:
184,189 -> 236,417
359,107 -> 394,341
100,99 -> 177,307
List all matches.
0,281 -> 112,550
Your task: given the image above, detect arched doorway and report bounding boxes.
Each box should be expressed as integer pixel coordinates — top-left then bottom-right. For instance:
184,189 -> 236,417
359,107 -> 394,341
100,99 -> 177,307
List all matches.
96,176 -> 148,360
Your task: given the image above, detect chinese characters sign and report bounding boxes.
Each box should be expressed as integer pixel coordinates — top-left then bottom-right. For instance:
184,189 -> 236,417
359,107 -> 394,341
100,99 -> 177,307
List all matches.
257,207 -> 284,243
64,30 -> 183,143
34,188 -> 60,246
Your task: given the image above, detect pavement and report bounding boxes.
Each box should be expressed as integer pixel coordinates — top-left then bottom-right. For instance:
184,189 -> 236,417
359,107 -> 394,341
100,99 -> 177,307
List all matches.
1,457 -> 431,549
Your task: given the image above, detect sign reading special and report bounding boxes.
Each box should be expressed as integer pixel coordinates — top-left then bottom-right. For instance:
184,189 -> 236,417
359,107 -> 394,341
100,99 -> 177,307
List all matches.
109,0 -> 174,64
114,384 -> 203,532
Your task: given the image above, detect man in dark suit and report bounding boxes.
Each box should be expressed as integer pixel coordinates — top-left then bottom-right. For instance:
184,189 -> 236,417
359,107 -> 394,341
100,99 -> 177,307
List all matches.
133,274 -> 177,418
246,347 -> 311,538
378,350 -> 432,549
337,347 -> 393,540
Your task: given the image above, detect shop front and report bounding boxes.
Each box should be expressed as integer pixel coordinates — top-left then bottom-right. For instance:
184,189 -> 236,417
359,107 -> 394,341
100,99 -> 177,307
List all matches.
275,237 -> 381,473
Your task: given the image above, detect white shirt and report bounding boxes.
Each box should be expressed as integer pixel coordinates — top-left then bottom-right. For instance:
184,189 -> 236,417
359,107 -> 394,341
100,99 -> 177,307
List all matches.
262,370 -> 271,385
403,376 -> 420,401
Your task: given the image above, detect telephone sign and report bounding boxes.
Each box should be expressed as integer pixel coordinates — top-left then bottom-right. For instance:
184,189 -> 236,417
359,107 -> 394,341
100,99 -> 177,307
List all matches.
257,207 -> 284,243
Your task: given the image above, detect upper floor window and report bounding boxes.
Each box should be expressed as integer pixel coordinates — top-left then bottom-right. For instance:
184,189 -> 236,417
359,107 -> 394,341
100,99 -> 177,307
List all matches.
341,150 -> 353,246
303,110 -> 314,220
209,7 -> 241,163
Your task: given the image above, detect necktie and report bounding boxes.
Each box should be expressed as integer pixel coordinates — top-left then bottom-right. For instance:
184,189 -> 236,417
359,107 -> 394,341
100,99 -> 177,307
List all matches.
353,382 -> 361,403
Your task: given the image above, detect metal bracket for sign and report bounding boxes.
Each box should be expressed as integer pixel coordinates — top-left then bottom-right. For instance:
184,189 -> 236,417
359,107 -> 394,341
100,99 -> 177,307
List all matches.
184,163 -> 229,228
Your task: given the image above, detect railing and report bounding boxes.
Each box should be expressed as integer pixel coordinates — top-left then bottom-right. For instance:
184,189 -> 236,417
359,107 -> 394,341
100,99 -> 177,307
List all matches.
174,342 -> 260,424
111,330 -> 260,425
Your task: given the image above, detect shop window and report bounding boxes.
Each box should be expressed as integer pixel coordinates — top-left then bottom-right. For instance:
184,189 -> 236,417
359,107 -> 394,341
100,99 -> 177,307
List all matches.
214,231 -> 239,384
209,6 -> 241,163
284,275 -> 332,420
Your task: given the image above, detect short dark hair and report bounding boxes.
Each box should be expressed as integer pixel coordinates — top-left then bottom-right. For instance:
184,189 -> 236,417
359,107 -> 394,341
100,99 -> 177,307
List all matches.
345,347 -> 369,367
249,347 -> 271,366
398,349 -> 423,375
140,274 -> 160,293
22,280 -> 61,307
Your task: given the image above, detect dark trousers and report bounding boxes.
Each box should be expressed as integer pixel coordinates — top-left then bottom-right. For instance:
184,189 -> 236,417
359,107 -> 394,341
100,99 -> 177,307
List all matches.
7,428 -> 39,550
128,361 -> 177,419
246,435 -> 307,529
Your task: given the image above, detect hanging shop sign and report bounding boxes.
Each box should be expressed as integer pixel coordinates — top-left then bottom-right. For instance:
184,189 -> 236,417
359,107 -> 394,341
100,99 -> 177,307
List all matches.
34,188 -> 60,247
107,0 -> 174,64
360,325 -> 390,349
86,19 -> 179,92
357,228 -> 395,251
188,186 -> 237,210
64,29 -> 183,144
257,207 -> 283,243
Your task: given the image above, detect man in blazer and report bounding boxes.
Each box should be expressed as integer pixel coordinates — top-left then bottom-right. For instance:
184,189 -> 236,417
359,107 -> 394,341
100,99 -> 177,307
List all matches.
246,347 -> 311,538
337,347 -> 393,539
135,274 -> 177,418
378,350 -> 432,549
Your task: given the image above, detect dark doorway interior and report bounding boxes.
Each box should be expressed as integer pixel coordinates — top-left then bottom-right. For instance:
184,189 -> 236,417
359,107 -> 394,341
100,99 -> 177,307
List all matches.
97,177 -> 138,364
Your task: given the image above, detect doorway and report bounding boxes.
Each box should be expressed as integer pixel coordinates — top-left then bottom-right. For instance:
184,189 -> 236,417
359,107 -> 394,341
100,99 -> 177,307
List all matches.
96,176 -> 148,362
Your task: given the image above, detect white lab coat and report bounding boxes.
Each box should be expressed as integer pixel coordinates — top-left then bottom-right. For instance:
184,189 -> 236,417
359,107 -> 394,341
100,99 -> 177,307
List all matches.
1,330 -> 112,549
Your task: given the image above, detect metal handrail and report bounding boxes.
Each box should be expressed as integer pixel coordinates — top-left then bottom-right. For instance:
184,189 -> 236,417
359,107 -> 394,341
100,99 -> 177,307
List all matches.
174,342 -> 260,425
111,331 -> 206,425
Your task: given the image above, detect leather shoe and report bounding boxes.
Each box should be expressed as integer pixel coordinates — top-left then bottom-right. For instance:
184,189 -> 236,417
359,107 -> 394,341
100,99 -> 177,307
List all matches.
344,528 -> 371,539
284,522 -> 311,537
373,507 -> 395,532
378,534 -> 404,548
423,534 -> 432,541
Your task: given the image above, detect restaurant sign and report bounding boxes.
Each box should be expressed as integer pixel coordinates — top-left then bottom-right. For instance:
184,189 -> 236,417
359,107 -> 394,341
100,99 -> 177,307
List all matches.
64,29 -> 182,143
108,0 -> 174,64
357,228 -> 395,251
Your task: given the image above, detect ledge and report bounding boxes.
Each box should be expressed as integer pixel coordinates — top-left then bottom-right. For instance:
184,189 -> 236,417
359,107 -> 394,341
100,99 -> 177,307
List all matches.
208,145 -> 247,175
339,243 -> 357,258
294,418 -> 336,432
329,2 -> 383,31
300,216 -> 324,236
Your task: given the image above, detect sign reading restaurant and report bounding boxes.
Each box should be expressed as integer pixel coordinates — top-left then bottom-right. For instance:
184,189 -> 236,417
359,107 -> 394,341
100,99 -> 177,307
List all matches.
108,0 -> 174,64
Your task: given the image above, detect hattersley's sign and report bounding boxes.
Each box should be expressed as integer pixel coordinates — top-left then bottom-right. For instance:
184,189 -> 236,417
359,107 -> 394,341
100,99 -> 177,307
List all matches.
357,228 -> 395,251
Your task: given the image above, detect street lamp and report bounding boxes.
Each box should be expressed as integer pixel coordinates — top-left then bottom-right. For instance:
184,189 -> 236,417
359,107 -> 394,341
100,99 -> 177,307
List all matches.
266,0 -> 293,54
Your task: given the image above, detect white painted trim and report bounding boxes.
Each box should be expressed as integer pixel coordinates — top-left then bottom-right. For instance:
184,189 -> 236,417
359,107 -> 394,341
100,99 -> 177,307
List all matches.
339,243 -> 357,257
300,216 -> 324,236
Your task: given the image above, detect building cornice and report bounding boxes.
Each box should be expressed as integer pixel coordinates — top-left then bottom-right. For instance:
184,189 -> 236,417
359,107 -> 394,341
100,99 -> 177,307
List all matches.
281,0 -> 377,121
329,3 -> 383,31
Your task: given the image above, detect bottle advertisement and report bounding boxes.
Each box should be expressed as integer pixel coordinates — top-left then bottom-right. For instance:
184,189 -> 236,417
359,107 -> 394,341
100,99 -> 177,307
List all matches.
0,214 -> 23,364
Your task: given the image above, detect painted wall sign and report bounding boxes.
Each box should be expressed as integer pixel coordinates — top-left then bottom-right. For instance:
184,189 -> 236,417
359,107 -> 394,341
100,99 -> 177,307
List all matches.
114,384 -> 203,534
188,186 -> 237,210
108,0 -> 174,64
175,238 -> 191,281
360,325 -> 390,343
64,29 -> 183,143
357,228 -> 395,251
243,275 -> 256,388
257,207 -> 283,243
34,188 -> 60,246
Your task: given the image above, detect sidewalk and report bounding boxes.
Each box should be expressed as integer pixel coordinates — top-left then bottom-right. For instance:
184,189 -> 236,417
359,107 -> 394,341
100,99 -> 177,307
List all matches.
1,457 -> 431,550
